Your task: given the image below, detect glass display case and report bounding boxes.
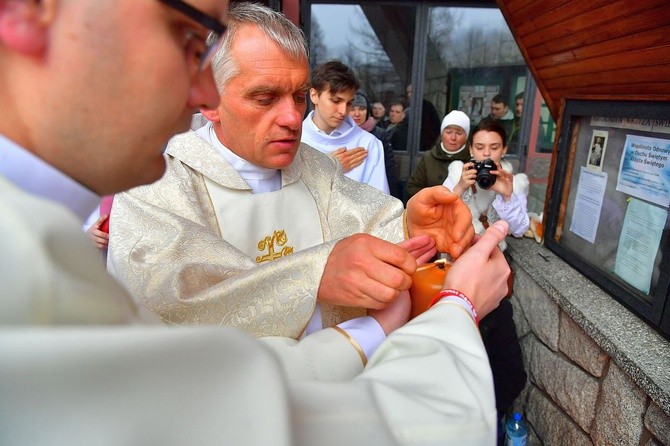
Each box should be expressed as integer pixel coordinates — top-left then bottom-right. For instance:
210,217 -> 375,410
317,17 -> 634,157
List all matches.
544,99 -> 670,339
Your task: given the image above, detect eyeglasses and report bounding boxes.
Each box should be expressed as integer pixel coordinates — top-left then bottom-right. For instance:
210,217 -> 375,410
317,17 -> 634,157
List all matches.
157,0 -> 227,71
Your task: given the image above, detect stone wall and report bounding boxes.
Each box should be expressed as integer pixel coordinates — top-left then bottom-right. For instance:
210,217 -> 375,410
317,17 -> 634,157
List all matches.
506,239 -> 670,446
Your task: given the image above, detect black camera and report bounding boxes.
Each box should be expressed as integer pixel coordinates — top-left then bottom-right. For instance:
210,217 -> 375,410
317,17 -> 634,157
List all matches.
469,158 -> 497,189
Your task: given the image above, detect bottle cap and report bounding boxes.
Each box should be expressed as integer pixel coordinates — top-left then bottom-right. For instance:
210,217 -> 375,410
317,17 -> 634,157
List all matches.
513,412 -> 522,421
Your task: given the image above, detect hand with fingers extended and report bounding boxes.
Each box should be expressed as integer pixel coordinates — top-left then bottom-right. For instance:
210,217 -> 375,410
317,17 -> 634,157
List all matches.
317,234 -> 436,312
441,220 -> 511,319
331,146 -> 367,173
86,214 -> 110,250
489,160 -> 514,201
405,185 -> 475,260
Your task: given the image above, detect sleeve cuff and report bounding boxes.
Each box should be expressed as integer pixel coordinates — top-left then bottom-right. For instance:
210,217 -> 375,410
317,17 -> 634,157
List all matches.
333,316 -> 387,365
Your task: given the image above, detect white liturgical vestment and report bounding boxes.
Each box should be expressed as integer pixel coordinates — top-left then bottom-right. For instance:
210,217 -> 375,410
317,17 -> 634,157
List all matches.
301,112 -> 390,193
108,130 -> 406,338
206,178 -> 324,263
0,134 -> 497,446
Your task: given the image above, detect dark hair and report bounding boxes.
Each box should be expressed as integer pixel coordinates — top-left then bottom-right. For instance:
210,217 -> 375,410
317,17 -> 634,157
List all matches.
471,120 -> 507,147
310,60 -> 360,95
390,100 -> 406,110
491,94 -> 509,107
515,91 -> 524,100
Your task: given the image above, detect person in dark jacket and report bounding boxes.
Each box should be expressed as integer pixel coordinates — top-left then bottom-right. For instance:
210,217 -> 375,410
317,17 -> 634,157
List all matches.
479,298 -> 527,445
479,93 -> 515,148
406,110 -> 472,199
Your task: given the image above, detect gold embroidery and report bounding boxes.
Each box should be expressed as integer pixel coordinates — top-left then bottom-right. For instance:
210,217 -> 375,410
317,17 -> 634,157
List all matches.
256,229 -> 294,263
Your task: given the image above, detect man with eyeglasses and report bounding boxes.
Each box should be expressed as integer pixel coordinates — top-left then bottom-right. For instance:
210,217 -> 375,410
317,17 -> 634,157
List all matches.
407,110 -> 473,199
0,1 -> 510,444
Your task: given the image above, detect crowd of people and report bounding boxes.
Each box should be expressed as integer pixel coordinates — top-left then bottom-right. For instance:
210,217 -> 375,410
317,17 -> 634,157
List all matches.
1,1 -> 530,445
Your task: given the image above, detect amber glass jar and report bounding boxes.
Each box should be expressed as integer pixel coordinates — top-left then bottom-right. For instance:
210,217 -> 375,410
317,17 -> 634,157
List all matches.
409,259 -> 452,319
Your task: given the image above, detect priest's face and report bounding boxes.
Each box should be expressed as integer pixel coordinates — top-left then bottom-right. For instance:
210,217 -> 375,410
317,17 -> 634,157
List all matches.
212,24 -> 310,169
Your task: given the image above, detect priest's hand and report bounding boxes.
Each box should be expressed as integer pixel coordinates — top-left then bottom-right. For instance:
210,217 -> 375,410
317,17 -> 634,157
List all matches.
405,185 -> 475,260
331,146 -> 367,173
366,235 -> 435,333
317,234 -> 436,310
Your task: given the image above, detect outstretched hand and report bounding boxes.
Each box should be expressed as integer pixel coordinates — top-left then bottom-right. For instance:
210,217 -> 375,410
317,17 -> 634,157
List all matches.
405,186 -> 475,259
443,220 -> 511,319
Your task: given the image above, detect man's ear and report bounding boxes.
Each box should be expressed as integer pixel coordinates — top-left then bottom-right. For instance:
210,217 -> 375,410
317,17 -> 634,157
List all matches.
200,106 -> 220,123
309,88 -> 320,106
0,0 -> 55,55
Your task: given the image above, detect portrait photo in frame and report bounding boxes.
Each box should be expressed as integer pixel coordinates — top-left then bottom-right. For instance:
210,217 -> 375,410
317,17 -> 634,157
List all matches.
587,130 -> 608,171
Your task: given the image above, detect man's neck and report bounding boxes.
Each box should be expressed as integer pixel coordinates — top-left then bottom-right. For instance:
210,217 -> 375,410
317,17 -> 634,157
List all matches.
0,134 -> 99,221
311,111 -> 337,135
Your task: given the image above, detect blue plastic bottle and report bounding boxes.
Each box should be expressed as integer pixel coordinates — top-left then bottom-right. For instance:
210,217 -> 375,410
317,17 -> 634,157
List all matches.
505,412 -> 528,446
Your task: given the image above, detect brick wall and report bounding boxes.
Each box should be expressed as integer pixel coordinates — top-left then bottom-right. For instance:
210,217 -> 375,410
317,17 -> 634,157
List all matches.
508,263 -> 670,446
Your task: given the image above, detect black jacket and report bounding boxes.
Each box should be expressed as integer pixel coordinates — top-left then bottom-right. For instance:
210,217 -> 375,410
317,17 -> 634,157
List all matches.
479,298 -> 527,413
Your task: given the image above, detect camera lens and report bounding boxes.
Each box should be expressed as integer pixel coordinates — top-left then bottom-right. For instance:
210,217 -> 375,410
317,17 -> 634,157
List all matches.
476,172 -> 496,189
475,158 -> 497,189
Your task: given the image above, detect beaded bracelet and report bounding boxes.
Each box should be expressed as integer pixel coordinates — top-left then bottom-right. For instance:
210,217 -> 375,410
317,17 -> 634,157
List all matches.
429,289 -> 479,326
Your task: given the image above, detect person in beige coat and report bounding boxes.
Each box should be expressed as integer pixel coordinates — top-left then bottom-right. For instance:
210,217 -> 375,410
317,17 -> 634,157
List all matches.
0,0 -> 511,445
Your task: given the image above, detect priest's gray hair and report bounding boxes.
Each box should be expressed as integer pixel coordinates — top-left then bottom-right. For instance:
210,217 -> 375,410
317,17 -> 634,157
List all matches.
210,2 -> 309,93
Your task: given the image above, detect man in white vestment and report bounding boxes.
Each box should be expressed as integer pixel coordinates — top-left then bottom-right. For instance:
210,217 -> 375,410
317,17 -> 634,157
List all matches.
0,1 -> 512,444
300,60 -> 390,193
108,3 -> 475,342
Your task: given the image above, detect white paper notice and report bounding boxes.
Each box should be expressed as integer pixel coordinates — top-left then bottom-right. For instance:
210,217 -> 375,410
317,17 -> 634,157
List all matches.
614,198 -> 667,294
570,167 -> 608,243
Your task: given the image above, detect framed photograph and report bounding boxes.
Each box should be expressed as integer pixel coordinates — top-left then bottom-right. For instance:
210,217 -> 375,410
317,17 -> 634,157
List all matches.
544,99 -> 670,339
586,130 -> 608,171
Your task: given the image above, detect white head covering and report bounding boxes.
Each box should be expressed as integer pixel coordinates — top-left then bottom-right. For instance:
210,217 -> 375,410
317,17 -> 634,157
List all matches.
440,110 -> 470,135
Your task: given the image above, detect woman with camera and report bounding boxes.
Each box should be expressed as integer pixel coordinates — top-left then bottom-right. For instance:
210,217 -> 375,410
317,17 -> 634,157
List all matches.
442,120 -> 529,250
441,120 -> 529,445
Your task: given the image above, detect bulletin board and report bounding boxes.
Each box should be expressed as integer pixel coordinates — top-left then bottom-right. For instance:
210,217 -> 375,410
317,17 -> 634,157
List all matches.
544,100 -> 670,338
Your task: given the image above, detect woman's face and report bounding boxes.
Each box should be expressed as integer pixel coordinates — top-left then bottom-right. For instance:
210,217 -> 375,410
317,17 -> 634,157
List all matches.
470,130 -> 507,163
441,125 -> 467,151
349,105 -> 368,126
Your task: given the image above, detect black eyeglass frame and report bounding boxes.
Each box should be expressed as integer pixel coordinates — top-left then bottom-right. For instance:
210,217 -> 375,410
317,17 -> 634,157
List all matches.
157,0 -> 226,70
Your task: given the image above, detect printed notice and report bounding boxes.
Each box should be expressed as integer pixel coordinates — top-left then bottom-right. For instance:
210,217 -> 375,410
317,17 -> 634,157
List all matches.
591,117 -> 670,135
570,167 -> 608,243
616,134 -> 670,208
614,199 -> 667,294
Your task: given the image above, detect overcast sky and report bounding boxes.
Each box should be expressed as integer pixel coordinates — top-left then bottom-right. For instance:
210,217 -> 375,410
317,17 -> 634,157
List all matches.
311,5 -> 506,58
